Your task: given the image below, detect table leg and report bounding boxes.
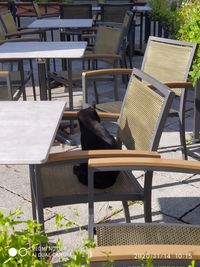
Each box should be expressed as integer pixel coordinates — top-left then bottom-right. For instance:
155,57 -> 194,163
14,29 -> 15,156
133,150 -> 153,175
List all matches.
29,165 -> 37,221
67,59 -> 73,110
193,78 -> 200,141
30,164 -> 45,232
37,58 -> 48,101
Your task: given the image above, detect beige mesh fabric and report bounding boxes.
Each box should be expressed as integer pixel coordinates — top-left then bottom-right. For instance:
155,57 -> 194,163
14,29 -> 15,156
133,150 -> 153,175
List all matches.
61,5 -> 91,19
40,163 -> 139,198
94,26 -> 122,55
143,41 -> 193,96
0,22 -> 5,41
102,5 -> 131,23
97,101 -> 122,113
118,76 -> 164,150
1,11 -> 17,33
33,2 -> 41,17
96,224 -> 200,246
0,86 -> 19,100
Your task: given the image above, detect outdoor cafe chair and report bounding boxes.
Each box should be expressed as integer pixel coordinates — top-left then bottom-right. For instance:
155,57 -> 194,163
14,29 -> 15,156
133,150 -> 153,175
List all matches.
99,3 -> 134,24
59,3 -> 93,42
48,24 -> 126,100
0,10 -> 45,41
88,157 -> 200,240
33,1 -> 59,19
31,68 -> 174,231
0,22 -> 37,100
88,158 -> 200,266
84,36 -> 197,160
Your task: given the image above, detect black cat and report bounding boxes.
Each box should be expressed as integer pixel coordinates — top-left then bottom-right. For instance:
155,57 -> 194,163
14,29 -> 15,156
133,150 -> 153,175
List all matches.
73,106 -> 121,189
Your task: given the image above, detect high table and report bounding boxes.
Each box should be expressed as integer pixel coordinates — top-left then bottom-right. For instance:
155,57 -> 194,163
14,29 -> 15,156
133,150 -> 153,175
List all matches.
0,41 -> 87,108
0,101 -> 66,222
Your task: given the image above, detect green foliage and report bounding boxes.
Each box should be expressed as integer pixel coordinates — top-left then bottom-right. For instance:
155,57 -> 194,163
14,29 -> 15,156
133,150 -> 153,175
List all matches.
148,0 -> 181,36
0,209 -> 95,267
0,208 -> 51,266
176,0 -> 200,85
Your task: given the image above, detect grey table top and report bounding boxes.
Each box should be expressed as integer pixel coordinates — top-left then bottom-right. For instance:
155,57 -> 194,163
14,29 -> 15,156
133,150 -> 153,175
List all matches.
0,41 -> 87,59
28,19 -> 93,29
0,101 -> 66,164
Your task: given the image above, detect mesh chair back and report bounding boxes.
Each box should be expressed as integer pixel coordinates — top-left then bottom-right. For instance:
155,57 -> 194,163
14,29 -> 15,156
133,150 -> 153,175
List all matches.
60,4 -> 92,19
33,2 -> 42,17
94,25 -> 123,55
97,223 -> 200,246
0,11 -> 17,33
100,3 -> 133,23
0,22 -> 5,41
142,37 -> 196,96
117,69 -> 174,151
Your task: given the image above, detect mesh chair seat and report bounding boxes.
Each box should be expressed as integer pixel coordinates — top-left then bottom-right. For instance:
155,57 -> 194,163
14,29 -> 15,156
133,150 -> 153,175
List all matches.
96,223 -> 200,246
0,70 -> 31,85
0,85 -> 21,100
40,162 -> 140,205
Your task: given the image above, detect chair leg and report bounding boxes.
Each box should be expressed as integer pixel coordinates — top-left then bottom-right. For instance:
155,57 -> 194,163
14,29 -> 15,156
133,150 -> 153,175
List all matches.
122,201 -> 131,223
144,171 -> 153,222
179,89 -> 188,160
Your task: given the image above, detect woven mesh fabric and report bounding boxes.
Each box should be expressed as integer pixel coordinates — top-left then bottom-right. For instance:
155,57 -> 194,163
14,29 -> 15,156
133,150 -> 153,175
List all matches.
0,23 -> 5,41
1,12 -> 17,33
97,101 -> 122,113
143,41 -> 193,96
61,5 -> 92,19
96,224 -> 200,246
40,163 -> 139,198
102,4 -> 132,23
94,26 -> 122,55
118,76 -> 164,150
33,2 -> 41,17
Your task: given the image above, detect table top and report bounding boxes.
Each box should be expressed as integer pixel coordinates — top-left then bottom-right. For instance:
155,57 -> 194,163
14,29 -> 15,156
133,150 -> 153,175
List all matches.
0,41 -> 87,59
28,18 -> 93,29
0,101 -> 66,164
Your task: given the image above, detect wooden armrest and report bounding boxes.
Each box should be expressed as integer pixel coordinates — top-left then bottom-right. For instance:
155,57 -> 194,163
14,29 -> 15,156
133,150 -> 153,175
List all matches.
90,244 -> 200,262
5,37 -> 40,42
96,112 -> 119,121
164,81 -> 193,89
48,150 -> 160,163
88,157 -> 200,174
83,53 -> 121,60
62,111 -> 119,121
147,81 -> 193,89
0,71 -> 9,78
5,29 -> 44,38
82,68 -> 133,78
62,111 -> 78,119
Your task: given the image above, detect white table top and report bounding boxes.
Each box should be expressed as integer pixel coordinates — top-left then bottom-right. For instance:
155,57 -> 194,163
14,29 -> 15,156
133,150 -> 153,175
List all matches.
28,19 -> 93,29
0,101 -> 66,164
0,41 -> 87,59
